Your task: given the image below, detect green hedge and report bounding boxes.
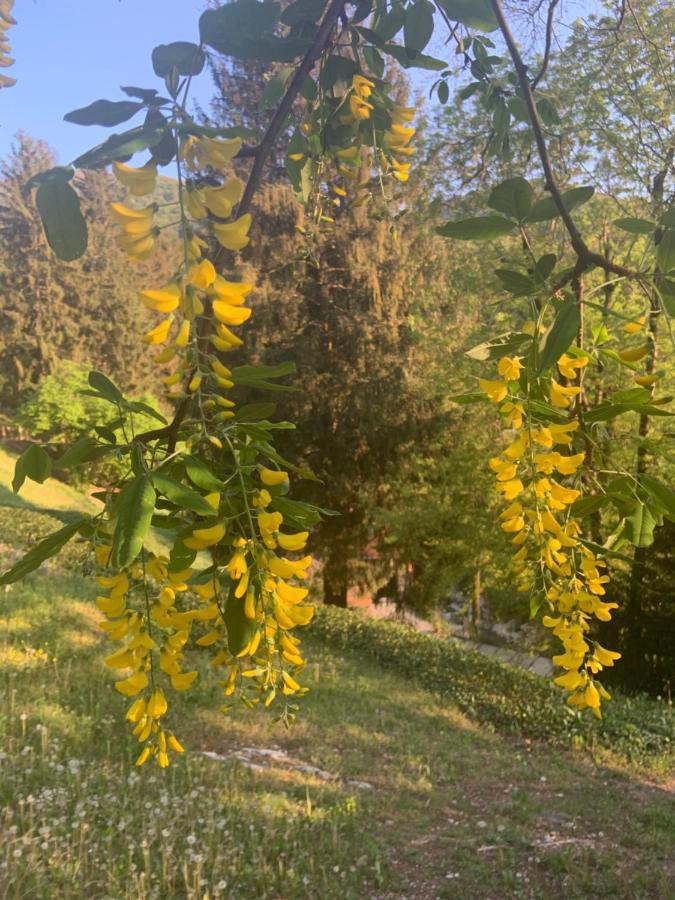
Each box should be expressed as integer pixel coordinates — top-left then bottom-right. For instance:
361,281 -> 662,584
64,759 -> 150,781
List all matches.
311,607 -> 673,764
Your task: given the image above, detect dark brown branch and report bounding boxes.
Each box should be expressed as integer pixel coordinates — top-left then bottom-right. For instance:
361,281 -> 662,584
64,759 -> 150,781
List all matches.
236,0 -> 347,218
531,0 -> 560,89
489,0 -> 642,283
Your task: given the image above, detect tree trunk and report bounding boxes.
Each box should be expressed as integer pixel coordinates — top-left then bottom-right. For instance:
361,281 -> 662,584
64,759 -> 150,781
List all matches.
322,554 -> 349,607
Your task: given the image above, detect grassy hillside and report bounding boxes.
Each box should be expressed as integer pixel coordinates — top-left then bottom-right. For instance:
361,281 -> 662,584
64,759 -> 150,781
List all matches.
0,464 -> 672,898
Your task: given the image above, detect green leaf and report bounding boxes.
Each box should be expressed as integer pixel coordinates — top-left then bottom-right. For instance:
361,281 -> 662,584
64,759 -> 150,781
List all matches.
272,496 -> 330,529
436,0 -> 498,31
224,581 -> 258,654
375,3 -> 406,41
34,172 -> 88,262
232,362 -> 298,391
403,0 -> 435,54
381,44 -> 447,70
534,253 -> 557,282
570,494 -> 606,518
152,42 -> 205,78
111,477 -> 156,568
437,215 -> 517,240
72,120 -> 168,170
437,80 -> 449,104
536,97 -> 560,126
623,503 -> 658,548
184,455 -> 225,492
639,474 -> 675,521
320,55 -> 358,90
537,300 -> 580,373
495,269 -> 536,296
363,45 -> 385,78
656,228 -> 675,274
660,207 -> 675,228
125,400 -> 168,425
12,445 -> 52,493
448,392 -> 489,405
613,217 -> 655,235
0,519 -> 86,585
524,186 -> 594,224
121,86 -> 161,101
57,436 -> 111,469
465,331 -> 531,361
575,537 -> 634,564
152,474 -> 216,517
488,177 -> 533,222
88,370 -> 123,404
507,95 -> 529,123
199,1 -> 310,62
64,99 -> 145,127
280,0 -> 327,25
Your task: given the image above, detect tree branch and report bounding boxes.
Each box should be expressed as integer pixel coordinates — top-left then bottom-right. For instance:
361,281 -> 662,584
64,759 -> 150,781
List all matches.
236,0 -> 346,218
488,0 -> 643,283
531,0 -> 560,89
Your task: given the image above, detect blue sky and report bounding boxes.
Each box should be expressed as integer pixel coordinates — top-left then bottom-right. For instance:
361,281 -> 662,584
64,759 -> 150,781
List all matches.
1,0 -> 214,164
2,0 -> 604,166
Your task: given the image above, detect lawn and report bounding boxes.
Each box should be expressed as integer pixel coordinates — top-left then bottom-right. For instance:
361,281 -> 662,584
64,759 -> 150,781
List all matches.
0,473 -> 672,899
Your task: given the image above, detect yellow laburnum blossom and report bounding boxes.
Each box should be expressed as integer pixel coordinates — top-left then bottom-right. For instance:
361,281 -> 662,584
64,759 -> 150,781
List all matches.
557,353 -> 589,379
112,161 -> 157,196
618,344 -> 650,363
213,213 -> 252,251
203,177 -> 245,217
383,124 -> 415,149
634,373 -> 658,387
195,136 -> 242,168
497,356 -> 524,380
142,317 -> 172,345
213,300 -> 252,327
115,671 -> 149,697
550,379 -> 582,408
184,186 -> 208,218
117,230 -> 157,261
140,282 -> 181,313
110,202 -> 156,226
191,522 -> 226,546
391,103 -> 416,125
623,316 -> 645,334
260,467 -> 288,486
479,378 -> 508,403
349,95 -> 374,121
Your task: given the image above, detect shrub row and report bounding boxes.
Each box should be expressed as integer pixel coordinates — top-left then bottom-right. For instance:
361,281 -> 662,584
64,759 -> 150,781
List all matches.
311,606 -> 673,763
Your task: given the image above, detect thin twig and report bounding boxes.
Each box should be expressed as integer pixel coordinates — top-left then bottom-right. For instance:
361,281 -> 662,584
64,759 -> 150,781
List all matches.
488,0 -> 642,283
236,0 -> 347,218
531,0 -> 560,89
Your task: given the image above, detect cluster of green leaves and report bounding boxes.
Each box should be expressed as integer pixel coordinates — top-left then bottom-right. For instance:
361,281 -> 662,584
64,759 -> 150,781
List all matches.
312,606 -> 674,762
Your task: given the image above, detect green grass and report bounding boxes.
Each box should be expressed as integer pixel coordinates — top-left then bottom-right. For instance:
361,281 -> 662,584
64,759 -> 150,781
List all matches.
0,465 -> 673,899
0,563 -> 673,899
0,447 -> 97,515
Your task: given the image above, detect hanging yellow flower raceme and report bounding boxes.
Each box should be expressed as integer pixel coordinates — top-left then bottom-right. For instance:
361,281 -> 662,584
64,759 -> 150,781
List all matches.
99,129 -> 315,766
479,351 -> 621,718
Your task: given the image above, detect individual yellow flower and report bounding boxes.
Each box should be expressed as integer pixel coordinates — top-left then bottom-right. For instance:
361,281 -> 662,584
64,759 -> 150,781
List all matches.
196,136 -> 242,168
349,95 -> 374,121
213,214 -> 252,251
260,467 -> 288,486
140,282 -> 182,313
203,177 -> 245,218
497,356 -> 524,381
618,344 -> 649,363
550,379 -> 581,408
478,378 -> 508,403
112,161 -> 157,196
557,353 -> 589,379
142,317 -> 172,345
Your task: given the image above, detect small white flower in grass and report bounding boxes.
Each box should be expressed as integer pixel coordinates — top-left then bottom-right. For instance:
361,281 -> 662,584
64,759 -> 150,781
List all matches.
186,835 -> 197,846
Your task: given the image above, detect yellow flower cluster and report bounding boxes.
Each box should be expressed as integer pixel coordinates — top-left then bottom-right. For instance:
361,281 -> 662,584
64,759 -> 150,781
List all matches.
480,351 -> 621,717
97,132 -> 315,764
292,73 -> 417,221
0,0 -> 16,89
